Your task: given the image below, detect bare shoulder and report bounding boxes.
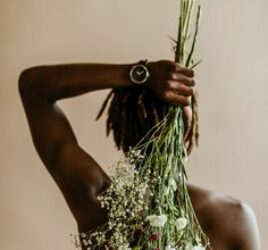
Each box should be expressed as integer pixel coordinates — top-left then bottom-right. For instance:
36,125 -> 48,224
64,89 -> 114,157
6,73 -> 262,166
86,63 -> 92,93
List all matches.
187,184 -> 261,250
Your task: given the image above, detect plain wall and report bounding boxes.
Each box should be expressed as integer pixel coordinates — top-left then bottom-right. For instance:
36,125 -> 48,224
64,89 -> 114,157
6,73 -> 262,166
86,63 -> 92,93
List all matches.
0,0 -> 267,249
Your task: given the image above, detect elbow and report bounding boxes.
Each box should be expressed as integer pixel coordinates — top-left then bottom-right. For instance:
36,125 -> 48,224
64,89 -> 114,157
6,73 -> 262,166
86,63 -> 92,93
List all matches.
18,66 -> 46,99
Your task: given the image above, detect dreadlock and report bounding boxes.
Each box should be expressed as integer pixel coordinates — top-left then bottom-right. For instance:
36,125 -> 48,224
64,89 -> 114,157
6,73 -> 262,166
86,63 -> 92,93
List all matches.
96,86 -> 199,155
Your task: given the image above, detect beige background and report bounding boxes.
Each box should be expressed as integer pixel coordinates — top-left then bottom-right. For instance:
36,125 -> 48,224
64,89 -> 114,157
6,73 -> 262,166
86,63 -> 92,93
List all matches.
0,0 -> 267,249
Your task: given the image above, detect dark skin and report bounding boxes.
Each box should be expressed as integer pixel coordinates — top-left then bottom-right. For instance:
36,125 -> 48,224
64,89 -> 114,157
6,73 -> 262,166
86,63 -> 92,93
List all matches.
18,60 -> 260,250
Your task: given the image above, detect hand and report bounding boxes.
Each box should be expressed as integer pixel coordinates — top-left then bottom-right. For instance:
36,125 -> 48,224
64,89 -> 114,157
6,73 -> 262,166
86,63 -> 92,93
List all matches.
146,60 -> 195,107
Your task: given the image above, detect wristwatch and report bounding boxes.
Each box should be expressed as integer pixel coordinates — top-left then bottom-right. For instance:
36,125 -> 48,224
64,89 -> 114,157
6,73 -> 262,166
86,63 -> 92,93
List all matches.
129,60 -> 150,85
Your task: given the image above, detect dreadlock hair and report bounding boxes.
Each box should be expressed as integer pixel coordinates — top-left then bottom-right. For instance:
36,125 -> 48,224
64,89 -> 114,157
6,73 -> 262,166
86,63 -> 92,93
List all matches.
96,86 -> 199,156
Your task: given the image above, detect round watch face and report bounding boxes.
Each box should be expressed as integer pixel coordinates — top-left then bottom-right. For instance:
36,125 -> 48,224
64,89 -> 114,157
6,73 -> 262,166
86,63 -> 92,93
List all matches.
129,64 -> 150,84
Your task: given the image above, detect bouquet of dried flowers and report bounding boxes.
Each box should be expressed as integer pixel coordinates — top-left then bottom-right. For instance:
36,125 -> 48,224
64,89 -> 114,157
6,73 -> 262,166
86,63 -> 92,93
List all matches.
73,1 -> 210,249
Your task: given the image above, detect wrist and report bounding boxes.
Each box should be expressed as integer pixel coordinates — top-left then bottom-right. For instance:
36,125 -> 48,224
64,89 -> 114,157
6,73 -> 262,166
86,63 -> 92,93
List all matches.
145,61 -> 156,90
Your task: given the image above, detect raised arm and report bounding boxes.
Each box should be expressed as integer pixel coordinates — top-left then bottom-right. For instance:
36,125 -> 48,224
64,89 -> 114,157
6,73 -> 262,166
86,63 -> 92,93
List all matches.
18,60 -> 195,232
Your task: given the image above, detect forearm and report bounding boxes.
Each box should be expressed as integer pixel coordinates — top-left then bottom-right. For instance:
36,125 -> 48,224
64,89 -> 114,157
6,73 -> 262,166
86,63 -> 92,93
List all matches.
19,63 -> 135,101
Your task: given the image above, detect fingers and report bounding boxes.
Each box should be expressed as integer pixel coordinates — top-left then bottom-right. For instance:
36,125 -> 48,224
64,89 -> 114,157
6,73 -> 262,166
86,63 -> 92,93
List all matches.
164,63 -> 196,106
175,63 -> 194,77
163,91 -> 192,107
170,73 -> 195,86
148,60 -> 196,107
168,80 -> 195,96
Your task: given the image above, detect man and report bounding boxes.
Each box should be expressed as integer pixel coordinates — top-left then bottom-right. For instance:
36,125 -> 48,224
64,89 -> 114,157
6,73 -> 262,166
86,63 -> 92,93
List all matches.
19,60 -> 260,249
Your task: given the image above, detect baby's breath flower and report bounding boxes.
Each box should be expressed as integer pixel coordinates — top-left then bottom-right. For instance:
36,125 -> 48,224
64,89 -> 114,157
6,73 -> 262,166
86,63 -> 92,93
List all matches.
118,243 -> 132,250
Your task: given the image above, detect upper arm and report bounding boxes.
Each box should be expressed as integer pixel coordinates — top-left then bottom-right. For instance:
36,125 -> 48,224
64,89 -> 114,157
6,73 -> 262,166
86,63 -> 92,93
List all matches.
19,67 -> 108,179
18,67 -> 78,171
18,68 -> 111,227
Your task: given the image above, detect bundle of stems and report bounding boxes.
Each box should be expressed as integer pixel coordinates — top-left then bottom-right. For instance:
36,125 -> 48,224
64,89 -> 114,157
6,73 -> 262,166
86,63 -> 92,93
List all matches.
74,1 -> 211,249
131,1 -> 210,248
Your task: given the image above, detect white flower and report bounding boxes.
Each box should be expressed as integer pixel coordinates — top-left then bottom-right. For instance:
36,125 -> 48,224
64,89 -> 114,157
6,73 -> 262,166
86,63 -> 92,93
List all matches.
174,217 -> 188,230
185,243 -> 205,250
185,243 -> 193,250
146,214 -> 167,227
165,244 -> 177,250
192,246 -> 205,250
170,178 -> 177,191
118,243 -> 131,250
